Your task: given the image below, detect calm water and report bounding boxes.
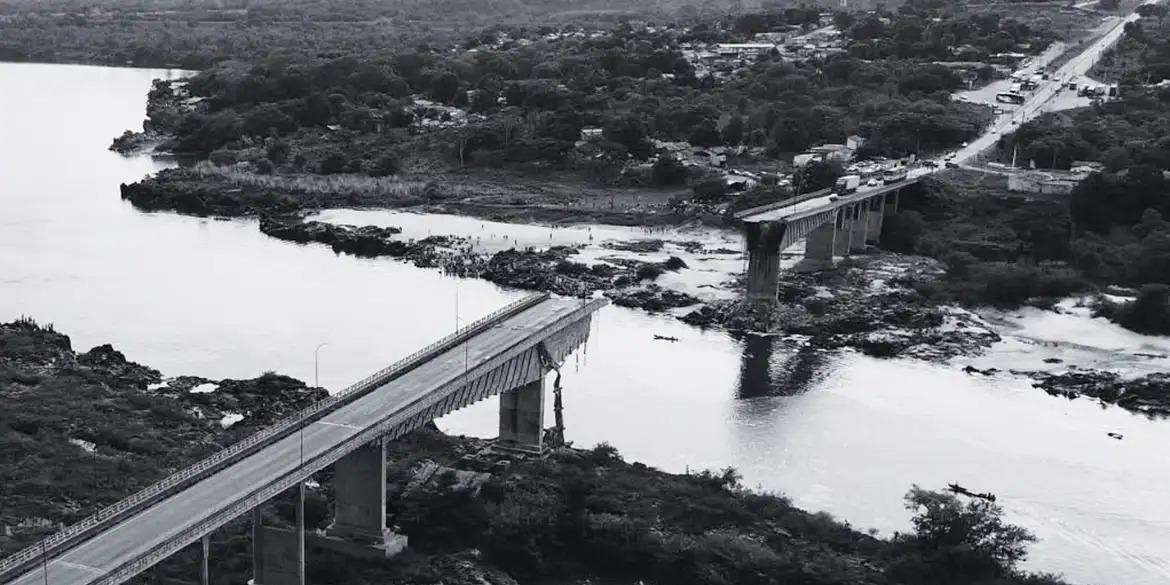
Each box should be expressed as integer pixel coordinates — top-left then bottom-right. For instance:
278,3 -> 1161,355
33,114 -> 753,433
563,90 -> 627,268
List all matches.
2,62 -> 1169,584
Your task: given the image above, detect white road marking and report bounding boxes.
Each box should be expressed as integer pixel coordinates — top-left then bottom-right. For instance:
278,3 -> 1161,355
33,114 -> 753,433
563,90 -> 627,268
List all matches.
57,560 -> 103,574
315,421 -> 361,430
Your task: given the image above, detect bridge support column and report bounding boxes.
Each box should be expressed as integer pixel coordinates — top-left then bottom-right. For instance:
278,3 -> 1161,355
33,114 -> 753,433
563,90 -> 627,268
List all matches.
883,189 -> 900,217
321,440 -> 408,557
331,441 -> 386,542
744,221 -> 783,301
252,499 -> 303,585
201,535 -> 210,585
797,221 -> 836,271
498,378 -> 544,452
849,204 -> 867,254
865,195 -> 885,245
833,208 -> 853,256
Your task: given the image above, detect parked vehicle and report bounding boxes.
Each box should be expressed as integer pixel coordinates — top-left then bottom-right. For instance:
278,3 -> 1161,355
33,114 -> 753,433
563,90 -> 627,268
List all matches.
833,175 -> 861,195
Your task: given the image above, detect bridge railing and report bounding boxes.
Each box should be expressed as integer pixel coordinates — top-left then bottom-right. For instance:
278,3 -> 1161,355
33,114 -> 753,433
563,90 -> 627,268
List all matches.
734,187 -> 834,221
0,292 -> 550,583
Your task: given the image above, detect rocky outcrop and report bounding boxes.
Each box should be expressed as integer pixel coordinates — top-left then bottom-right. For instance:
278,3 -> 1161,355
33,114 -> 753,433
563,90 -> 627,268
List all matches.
1030,370 -> 1170,416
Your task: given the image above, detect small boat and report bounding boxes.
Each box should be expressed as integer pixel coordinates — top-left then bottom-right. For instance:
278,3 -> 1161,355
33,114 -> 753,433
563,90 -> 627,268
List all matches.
948,483 -> 997,502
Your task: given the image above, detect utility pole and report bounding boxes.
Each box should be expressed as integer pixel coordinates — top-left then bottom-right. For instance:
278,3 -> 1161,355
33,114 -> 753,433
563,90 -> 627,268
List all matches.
305,343 -> 328,470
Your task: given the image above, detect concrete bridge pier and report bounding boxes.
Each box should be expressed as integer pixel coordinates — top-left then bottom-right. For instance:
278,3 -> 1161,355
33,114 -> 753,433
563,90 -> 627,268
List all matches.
201,535 -> 210,585
744,221 -> 784,300
322,439 -> 407,557
252,489 -> 304,585
865,195 -> 885,245
797,219 -> 836,271
832,209 -> 849,257
498,378 -> 545,452
848,204 -> 867,254
883,188 -> 900,217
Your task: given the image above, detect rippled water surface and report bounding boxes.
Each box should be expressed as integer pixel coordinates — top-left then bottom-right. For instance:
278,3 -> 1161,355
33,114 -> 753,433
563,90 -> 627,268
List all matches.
2,62 -> 1169,584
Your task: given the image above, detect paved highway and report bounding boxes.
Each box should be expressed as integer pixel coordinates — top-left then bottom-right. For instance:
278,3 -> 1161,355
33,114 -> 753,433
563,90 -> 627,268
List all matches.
742,2 -> 1154,225
6,297 -> 597,585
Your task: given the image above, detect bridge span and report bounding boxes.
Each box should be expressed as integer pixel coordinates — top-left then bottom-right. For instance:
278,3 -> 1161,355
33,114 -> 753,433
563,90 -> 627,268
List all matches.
735,176 -> 923,299
0,293 -> 605,585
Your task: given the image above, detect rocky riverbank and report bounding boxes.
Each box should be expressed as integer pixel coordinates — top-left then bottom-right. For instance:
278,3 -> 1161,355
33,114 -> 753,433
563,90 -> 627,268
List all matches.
0,318 -> 325,556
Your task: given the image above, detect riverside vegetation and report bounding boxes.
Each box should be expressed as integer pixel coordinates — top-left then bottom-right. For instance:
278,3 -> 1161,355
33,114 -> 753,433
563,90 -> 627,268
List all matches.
0,318 -> 1070,585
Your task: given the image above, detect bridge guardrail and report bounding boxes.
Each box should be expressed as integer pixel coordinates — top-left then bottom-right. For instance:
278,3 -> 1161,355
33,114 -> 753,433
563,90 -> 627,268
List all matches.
733,188 -> 832,220
0,292 -> 550,583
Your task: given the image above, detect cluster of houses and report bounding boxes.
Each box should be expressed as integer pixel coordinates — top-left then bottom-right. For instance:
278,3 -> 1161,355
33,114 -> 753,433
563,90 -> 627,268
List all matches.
682,24 -> 847,80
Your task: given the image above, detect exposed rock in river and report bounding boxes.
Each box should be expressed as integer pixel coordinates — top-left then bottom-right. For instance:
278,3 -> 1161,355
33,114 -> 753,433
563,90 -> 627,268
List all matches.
1029,369 -> 1170,417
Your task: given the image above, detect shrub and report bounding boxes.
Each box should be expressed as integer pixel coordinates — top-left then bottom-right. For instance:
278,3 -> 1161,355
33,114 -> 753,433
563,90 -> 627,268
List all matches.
651,155 -> 688,186
692,178 -> 728,201
1103,284 -> 1170,334
319,153 -> 347,174
368,154 -> 400,177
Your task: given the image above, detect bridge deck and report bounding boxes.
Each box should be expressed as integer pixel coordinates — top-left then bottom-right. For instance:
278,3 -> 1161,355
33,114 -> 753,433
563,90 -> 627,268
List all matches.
740,177 -> 917,224
8,297 -> 599,585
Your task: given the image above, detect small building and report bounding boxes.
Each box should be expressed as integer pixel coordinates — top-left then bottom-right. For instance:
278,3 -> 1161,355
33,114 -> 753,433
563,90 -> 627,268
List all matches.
580,127 -> 604,141
808,143 -> 853,162
715,43 -> 777,59
1008,170 -> 1088,195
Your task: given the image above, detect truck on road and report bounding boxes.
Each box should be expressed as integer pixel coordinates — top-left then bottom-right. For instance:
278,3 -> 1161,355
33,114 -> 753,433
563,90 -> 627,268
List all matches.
834,174 -> 861,195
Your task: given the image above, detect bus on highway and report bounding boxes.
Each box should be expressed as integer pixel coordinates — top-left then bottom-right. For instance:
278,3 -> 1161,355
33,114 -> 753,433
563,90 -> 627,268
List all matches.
882,167 -> 909,184
995,92 -> 1026,105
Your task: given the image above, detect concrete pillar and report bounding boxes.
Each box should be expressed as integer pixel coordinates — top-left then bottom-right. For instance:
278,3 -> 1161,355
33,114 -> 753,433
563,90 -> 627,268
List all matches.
498,378 -> 544,452
253,507 -> 302,585
744,221 -> 783,300
800,220 -> 836,271
833,207 -> 853,256
849,204 -> 867,254
330,442 -> 386,543
296,483 -> 305,585
252,509 -> 265,584
865,195 -> 885,245
201,535 -> 210,585
883,189 -> 900,217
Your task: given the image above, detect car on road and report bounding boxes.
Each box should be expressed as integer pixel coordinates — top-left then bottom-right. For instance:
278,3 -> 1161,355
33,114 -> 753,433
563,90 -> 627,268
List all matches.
920,160 -> 938,168
944,152 -> 956,160
867,178 -> 880,187
945,162 -> 959,169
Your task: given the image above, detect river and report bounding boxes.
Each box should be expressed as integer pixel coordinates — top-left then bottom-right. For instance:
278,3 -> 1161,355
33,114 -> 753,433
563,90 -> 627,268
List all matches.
2,62 -> 1168,584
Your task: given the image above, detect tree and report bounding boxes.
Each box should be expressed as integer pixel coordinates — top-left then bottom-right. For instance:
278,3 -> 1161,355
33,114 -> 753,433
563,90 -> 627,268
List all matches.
688,118 -> 721,147
1103,146 -> 1132,172
368,154 -> 400,177
429,72 -> 460,103
266,140 -> 291,164
603,115 -> 652,160
651,155 -> 689,186
722,115 -> 745,145
692,178 -> 728,200
319,153 -> 347,174
893,486 -> 1037,580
